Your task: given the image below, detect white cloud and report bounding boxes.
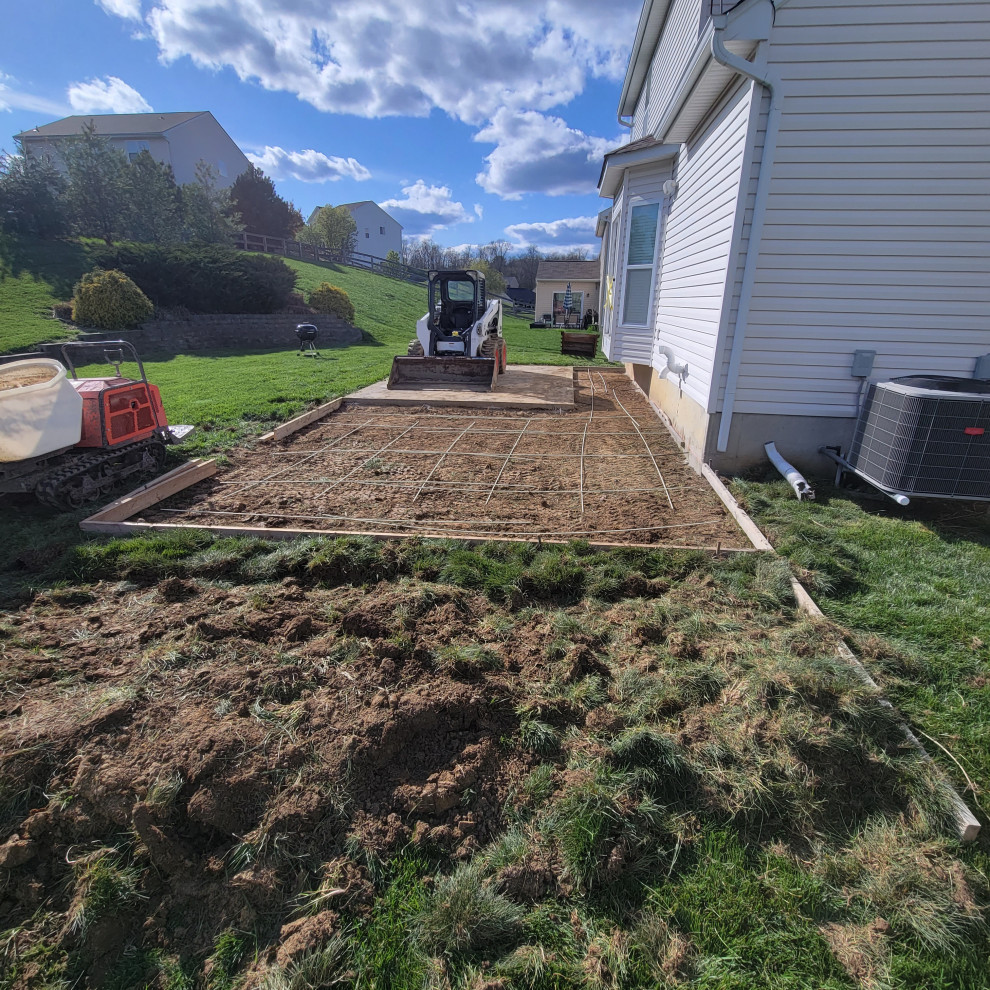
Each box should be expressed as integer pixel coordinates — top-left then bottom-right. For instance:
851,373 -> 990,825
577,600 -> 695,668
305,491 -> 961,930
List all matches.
0,71 -> 68,117
505,216 -> 598,253
134,0 -> 640,125
247,145 -> 371,183
67,76 -> 152,113
381,179 -> 474,236
475,109 -> 611,200
96,0 -> 142,19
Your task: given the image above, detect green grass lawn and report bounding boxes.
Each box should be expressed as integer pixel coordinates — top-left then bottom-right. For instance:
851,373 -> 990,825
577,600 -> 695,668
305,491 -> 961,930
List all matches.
3,533 -> 986,989
733,476 -> 990,913
0,234 -> 90,352
732,478 -> 990,802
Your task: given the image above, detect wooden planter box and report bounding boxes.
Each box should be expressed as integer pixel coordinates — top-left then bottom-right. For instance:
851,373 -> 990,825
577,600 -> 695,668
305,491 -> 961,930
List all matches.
560,331 -> 599,357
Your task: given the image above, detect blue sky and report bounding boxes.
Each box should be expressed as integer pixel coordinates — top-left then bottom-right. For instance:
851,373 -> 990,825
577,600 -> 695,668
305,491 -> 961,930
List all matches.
1,0 -> 644,255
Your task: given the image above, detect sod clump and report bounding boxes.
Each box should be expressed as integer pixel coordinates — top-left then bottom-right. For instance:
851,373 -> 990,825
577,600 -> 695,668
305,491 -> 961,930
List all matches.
0,533 -> 986,989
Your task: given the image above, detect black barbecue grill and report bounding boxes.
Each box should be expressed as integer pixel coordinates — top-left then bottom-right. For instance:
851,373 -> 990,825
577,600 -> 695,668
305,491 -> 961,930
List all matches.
295,323 -> 319,357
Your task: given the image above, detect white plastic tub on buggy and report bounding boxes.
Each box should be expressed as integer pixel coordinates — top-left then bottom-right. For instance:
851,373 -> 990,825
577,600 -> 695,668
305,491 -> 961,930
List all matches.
0,358 -> 83,462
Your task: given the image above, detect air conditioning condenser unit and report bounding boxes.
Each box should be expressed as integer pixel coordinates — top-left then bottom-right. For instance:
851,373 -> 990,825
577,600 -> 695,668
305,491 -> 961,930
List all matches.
846,376 -> 990,501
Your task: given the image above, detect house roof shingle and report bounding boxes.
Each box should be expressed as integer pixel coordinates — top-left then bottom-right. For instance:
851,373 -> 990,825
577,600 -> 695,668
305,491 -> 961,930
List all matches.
535,261 -> 600,282
16,111 -> 205,140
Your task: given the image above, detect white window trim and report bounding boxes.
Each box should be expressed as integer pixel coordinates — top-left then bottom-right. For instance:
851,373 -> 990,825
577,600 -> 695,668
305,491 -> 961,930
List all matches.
619,197 -> 662,330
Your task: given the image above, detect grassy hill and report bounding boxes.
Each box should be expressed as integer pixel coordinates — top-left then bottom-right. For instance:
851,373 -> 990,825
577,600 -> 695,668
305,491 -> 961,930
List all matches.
0,235 -> 91,352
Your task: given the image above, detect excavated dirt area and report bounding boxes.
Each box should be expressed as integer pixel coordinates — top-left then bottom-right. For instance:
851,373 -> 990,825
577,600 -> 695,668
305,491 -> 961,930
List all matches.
143,369 -> 748,549
1,545 -> 983,987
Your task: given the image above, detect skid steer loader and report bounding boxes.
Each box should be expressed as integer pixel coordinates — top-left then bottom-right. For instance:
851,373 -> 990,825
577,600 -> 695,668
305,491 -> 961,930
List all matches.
387,269 -> 506,391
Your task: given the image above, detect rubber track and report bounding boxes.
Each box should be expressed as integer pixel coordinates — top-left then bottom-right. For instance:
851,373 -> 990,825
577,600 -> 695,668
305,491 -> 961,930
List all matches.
35,438 -> 165,510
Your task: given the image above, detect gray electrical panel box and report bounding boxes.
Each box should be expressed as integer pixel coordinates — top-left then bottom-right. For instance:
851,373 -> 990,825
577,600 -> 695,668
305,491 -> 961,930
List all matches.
974,354 -> 990,380
851,350 -> 876,378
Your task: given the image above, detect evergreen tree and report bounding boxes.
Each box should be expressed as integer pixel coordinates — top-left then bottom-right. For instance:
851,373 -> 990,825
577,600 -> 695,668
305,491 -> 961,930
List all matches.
62,120 -> 131,245
0,143 -> 66,238
125,151 -> 183,245
181,160 -> 243,244
229,164 -> 303,238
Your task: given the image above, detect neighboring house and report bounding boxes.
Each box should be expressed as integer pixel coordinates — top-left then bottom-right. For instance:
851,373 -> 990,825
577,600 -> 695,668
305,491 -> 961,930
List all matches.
16,111 -> 250,187
598,0 -> 990,471
307,201 -> 402,257
535,261 -> 600,326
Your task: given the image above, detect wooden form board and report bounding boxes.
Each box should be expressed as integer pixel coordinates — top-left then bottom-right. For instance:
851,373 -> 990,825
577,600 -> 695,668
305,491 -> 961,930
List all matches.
80,459 -> 217,530
258,397 -> 343,443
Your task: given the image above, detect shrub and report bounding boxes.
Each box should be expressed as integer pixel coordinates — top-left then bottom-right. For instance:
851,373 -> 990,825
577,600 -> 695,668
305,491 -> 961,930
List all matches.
52,301 -> 74,321
71,269 -> 153,331
308,282 -> 355,322
87,242 -> 298,314
282,291 -> 314,314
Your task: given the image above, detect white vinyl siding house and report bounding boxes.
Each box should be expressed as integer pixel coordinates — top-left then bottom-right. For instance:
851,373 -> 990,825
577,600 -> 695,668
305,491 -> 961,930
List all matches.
599,0 -> 990,472
306,202 -> 403,258
342,202 -> 403,258
728,0 -> 990,428
16,111 -> 249,187
656,79 -> 754,413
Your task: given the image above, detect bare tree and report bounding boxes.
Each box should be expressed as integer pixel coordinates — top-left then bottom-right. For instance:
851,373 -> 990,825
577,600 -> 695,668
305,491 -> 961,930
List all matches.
506,245 -> 543,290
407,238 -> 448,270
477,238 -> 511,272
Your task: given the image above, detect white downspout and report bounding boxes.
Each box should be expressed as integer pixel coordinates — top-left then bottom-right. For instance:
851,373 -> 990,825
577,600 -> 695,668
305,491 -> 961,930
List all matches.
711,14 -> 783,453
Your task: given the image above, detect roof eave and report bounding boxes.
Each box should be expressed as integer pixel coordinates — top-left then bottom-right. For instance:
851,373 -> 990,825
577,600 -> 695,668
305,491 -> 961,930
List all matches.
598,143 -> 680,198
617,0 -> 674,119
595,208 -> 611,238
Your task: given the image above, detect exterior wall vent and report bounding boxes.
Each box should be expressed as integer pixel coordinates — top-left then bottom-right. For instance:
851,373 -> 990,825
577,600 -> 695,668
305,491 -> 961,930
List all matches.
847,376 -> 990,500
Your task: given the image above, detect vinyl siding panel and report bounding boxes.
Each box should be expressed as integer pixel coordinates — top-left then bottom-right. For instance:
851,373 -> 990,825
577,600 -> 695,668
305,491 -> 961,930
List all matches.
166,113 -> 250,186
609,162 -> 674,366
727,0 -> 990,418
639,0 -> 705,138
654,80 -> 753,411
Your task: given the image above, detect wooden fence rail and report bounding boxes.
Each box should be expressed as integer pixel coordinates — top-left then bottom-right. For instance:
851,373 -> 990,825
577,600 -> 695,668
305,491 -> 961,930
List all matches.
232,232 -> 428,285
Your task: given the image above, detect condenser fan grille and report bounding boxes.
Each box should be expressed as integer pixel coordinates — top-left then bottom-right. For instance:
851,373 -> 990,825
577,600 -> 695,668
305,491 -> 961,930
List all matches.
848,377 -> 990,499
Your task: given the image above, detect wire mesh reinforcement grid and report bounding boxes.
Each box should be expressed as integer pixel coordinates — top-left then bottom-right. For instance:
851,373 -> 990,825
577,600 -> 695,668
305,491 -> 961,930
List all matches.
152,373 -> 750,547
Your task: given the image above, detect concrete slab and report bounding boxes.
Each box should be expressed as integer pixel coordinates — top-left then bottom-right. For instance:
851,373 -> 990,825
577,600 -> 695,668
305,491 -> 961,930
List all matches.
346,364 -> 575,409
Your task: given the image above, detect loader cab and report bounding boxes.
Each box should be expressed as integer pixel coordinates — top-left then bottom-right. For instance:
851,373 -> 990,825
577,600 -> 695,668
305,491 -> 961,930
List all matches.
428,270 -> 486,356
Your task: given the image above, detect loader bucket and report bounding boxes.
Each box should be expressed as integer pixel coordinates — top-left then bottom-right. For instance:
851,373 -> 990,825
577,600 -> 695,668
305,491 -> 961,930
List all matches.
387,356 -> 498,391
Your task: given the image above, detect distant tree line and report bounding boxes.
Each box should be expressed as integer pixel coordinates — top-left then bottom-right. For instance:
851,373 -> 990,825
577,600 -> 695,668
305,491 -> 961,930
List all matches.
402,238 -> 590,293
0,121 -> 304,246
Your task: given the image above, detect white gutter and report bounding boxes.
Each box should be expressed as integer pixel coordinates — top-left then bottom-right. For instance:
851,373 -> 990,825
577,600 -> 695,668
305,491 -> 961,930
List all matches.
712,13 -> 783,453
